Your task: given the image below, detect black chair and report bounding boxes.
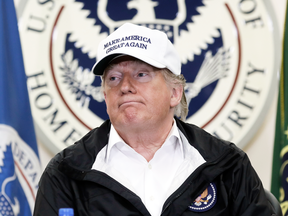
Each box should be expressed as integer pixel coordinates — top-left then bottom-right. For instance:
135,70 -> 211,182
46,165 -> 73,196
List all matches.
265,189 -> 283,216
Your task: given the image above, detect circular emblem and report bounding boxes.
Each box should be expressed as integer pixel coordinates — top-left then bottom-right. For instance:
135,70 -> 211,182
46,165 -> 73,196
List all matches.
0,125 -> 41,215
17,0 -> 279,153
188,182 -> 217,212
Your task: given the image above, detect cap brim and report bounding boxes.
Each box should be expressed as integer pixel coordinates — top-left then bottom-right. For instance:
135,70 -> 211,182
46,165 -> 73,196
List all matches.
92,54 -> 121,76
92,51 -> 166,76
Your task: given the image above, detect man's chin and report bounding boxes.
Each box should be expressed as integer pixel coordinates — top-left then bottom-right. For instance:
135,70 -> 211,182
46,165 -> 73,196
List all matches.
113,116 -> 146,130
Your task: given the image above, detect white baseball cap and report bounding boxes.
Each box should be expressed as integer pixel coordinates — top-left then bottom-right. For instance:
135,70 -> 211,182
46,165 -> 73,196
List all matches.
92,23 -> 181,76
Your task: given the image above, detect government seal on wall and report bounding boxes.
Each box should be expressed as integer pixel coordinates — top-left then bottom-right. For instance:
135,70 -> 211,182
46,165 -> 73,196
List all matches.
17,0 -> 279,153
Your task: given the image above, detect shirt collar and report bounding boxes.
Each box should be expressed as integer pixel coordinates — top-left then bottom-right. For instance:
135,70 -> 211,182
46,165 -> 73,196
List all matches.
106,124 -> 125,162
106,119 -> 184,162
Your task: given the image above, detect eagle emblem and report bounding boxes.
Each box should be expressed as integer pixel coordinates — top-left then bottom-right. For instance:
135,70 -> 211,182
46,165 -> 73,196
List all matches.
188,182 -> 217,212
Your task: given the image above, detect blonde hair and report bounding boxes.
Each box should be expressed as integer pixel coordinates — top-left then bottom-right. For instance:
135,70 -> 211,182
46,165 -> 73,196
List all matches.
160,68 -> 188,121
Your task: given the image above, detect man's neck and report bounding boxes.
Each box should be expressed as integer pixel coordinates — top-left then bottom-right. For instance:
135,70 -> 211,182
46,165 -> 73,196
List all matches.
114,118 -> 174,162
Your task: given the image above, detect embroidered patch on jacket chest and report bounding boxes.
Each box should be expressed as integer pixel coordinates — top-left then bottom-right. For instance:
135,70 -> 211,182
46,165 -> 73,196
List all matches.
188,183 -> 217,212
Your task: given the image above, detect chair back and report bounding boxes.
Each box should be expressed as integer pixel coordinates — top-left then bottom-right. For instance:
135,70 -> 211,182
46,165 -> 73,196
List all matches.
265,189 -> 283,216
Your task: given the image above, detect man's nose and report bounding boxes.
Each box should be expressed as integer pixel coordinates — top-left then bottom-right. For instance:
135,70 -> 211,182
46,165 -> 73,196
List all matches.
120,75 -> 136,94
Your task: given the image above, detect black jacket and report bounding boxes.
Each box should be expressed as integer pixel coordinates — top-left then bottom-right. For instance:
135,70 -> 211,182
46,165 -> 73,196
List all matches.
33,119 -> 274,215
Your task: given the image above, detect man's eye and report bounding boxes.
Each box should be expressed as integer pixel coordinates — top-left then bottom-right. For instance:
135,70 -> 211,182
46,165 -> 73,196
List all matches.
138,72 -> 147,77
109,76 -> 117,81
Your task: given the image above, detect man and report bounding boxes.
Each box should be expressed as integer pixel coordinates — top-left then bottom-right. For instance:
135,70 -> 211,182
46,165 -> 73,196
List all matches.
34,23 -> 275,215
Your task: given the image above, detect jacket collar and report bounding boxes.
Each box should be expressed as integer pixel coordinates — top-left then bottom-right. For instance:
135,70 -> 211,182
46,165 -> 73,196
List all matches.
59,118 -> 242,182
58,119 -> 111,178
175,118 -> 243,182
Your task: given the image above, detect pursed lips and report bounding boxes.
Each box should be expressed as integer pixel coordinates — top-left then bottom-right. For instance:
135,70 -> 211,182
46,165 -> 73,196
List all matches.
118,100 -> 143,108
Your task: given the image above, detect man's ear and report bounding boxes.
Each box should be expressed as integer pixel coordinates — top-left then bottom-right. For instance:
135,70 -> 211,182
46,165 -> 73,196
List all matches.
170,86 -> 183,108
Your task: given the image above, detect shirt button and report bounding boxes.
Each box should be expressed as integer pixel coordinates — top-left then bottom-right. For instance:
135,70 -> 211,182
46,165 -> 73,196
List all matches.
148,164 -> 152,169
150,196 -> 154,201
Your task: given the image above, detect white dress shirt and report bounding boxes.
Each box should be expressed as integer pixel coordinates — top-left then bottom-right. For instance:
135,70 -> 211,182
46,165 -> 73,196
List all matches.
92,120 -> 206,216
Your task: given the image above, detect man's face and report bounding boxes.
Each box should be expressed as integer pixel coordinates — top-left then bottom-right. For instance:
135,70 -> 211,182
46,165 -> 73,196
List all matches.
103,56 -> 179,132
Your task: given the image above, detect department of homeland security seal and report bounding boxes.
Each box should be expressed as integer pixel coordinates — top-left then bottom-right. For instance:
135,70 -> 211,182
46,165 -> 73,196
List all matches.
0,125 -> 41,215
16,0 -> 279,153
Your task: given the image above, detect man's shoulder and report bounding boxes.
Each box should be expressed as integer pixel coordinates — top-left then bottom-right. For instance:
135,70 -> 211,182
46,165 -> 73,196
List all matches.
176,118 -> 244,161
45,120 -> 112,173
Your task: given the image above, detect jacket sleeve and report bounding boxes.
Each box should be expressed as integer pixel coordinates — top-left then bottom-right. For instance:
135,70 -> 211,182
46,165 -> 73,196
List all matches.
230,153 -> 275,215
33,158 -> 75,216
